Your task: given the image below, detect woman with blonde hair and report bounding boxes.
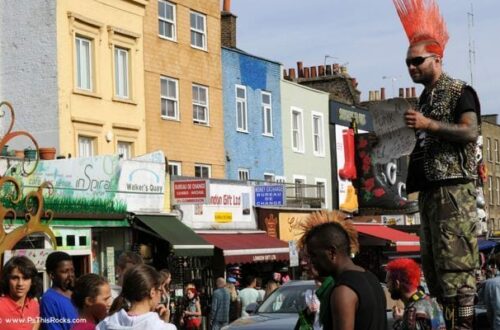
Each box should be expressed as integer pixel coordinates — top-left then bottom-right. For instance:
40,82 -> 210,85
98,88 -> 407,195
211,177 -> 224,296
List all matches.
226,283 -> 241,322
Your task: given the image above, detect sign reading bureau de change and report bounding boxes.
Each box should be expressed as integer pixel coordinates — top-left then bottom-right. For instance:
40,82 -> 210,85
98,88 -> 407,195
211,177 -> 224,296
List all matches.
172,179 -> 209,204
255,185 -> 285,206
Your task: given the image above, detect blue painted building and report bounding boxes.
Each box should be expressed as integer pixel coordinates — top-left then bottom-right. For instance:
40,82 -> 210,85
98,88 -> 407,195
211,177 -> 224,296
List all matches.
222,47 -> 284,181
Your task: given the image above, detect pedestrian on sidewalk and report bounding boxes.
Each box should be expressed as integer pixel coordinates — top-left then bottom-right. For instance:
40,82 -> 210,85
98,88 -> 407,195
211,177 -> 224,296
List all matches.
210,277 -> 230,330
71,273 -> 112,330
97,264 -> 176,330
386,258 -> 446,330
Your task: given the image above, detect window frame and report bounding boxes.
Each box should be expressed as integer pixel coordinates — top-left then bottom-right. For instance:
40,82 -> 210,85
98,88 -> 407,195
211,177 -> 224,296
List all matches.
117,141 -> 133,159
291,107 -> 305,153
238,168 -> 249,181
169,161 -> 182,176
195,164 -> 211,178
160,76 -> 179,120
495,139 -> 500,164
158,0 -> 177,41
293,175 -> 307,198
487,138 -> 492,162
314,178 -> 327,209
192,84 -> 209,125
114,46 -> 130,99
264,173 -> 275,182
78,135 -> 96,157
488,176 -> 494,205
190,11 -> 207,50
497,176 -> 500,205
312,112 -> 325,157
235,85 -> 248,132
75,35 -> 93,92
261,91 -> 273,137
275,176 -> 286,184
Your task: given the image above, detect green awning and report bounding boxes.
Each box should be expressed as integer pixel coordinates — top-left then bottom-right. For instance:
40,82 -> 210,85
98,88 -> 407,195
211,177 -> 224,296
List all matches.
135,215 -> 213,257
7,219 -> 130,227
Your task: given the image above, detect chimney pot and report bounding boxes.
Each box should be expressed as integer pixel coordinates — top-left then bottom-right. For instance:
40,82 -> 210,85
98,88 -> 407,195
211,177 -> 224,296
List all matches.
223,0 -> 231,12
399,88 -> 404,98
332,63 -> 340,74
297,61 -> 304,78
318,65 -> 325,76
289,68 -> 296,80
405,87 -> 411,98
411,87 -> 416,98
310,66 -> 317,78
283,69 -> 287,79
375,90 -> 380,101
369,91 -> 374,101
380,87 -> 386,100
340,66 -> 348,75
304,67 -> 310,79
325,64 -> 332,76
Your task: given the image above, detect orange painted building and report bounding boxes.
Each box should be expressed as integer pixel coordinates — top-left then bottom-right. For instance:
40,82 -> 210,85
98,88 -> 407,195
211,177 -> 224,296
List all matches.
143,0 -> 225,178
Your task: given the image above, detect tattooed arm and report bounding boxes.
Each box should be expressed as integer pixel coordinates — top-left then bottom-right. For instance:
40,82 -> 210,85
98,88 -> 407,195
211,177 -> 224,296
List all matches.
404,110 -> 478,143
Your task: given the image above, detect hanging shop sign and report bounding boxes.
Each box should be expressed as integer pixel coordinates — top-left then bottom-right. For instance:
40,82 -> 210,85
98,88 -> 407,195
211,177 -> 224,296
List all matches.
254,185 -> 285,206
329,101 -> 373,130
179,182 -> 254,230
5,152 -> 166,214
278,212 -> 312,242
172,179 -> 209,204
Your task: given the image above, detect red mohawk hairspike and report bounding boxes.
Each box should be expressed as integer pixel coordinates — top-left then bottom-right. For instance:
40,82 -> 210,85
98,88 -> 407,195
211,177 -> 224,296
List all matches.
392,0 -> 449,57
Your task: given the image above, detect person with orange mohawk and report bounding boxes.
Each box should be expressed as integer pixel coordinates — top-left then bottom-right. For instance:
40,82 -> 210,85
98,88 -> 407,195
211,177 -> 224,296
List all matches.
386,258 -> 446,330
392,1 -> 481,329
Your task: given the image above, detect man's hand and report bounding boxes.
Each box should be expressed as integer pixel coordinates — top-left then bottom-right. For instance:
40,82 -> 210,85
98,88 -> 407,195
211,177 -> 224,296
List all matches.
392,305 -> 404,321
405,109 -> 431,130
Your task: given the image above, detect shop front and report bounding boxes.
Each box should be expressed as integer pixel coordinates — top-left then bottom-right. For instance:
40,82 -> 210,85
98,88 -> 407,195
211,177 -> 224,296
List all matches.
174,179 -> 291,287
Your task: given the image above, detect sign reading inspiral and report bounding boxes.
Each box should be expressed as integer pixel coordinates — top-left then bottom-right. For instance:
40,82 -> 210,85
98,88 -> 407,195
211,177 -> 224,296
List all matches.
172,179 -> 209,204
5,151 -> 166,214
255,185 -> 285,206
369,98 -> 416,164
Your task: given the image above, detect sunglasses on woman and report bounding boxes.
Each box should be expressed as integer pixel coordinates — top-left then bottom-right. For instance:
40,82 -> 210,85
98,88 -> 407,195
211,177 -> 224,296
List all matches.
406,55 -> 435,67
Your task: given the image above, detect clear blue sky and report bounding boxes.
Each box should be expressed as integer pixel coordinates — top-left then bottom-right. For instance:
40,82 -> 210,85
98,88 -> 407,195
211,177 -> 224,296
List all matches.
231,0 -> 499,115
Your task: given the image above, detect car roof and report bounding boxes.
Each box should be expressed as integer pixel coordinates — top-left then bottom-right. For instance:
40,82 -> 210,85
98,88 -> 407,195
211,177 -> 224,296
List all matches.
280,280 -> 315,287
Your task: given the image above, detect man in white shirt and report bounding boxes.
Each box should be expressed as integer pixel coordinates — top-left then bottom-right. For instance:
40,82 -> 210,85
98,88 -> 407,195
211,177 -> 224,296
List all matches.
238,275 -> 260,317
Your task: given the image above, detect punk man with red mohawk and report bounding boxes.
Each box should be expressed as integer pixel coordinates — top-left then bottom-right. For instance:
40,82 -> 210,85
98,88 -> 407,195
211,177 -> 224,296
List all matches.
392,0 -> 481,329
386,258 -> 446,330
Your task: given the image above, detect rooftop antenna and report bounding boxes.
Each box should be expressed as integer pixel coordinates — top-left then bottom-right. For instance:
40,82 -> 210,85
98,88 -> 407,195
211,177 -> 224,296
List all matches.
324,54 -> 338,67
382,76 -> 398,98
467,3 -> 476,86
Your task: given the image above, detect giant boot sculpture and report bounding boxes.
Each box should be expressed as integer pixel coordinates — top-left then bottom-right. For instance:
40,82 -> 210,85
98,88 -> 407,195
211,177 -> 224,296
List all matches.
354,133 -> 418,215
340,184 -> 358,213
339,128 -> 357,180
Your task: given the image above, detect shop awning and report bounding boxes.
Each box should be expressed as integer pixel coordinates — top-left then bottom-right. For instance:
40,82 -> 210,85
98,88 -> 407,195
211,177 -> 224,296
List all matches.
136,215 -> 213,257
198,232 -> 289,264
8,218 -> 130,227
355,224 -> 420,252
478,238 -> 497,251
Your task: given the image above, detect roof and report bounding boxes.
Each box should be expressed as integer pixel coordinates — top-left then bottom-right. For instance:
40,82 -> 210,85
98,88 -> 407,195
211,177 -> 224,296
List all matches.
199,232 -> 289,264
222,46 -> 282,66
354,224 -> 420,252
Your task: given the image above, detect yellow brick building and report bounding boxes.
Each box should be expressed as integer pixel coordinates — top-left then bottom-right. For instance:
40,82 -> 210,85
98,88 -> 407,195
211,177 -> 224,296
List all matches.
57,0 -> 148,158
143,0 -> 225,178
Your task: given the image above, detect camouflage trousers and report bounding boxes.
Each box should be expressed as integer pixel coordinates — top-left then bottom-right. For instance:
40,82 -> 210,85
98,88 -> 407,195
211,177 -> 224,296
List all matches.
419,182 -> 479,301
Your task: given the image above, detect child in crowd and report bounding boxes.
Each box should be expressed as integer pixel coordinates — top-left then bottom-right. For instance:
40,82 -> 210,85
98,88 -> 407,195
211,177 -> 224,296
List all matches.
181,288 -> 201,330
97,264 -> 176,330
71,274 -> 112,330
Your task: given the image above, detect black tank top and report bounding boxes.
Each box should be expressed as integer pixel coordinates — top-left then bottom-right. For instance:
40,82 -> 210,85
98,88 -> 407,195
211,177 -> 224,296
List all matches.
334,270 -> 387,330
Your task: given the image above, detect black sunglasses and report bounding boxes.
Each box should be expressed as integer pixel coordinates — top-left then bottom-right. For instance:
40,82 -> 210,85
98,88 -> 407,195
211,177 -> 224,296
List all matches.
406,55 -> 435,67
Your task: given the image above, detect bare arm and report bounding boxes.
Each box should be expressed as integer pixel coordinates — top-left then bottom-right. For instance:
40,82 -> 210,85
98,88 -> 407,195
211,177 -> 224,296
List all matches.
331,285 -> 358,330
405,110 -> 478,143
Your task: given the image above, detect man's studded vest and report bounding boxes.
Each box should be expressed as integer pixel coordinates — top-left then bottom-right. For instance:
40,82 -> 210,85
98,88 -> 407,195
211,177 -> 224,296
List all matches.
418,73 -> 480,182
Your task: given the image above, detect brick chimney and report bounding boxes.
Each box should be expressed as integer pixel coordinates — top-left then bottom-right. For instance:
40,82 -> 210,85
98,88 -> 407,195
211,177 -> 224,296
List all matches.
221,0 -> 237,48
380,87 -> 386,100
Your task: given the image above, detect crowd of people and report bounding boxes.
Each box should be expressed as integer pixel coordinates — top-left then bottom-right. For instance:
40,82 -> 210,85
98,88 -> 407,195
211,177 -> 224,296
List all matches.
0,249 -> 292,330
